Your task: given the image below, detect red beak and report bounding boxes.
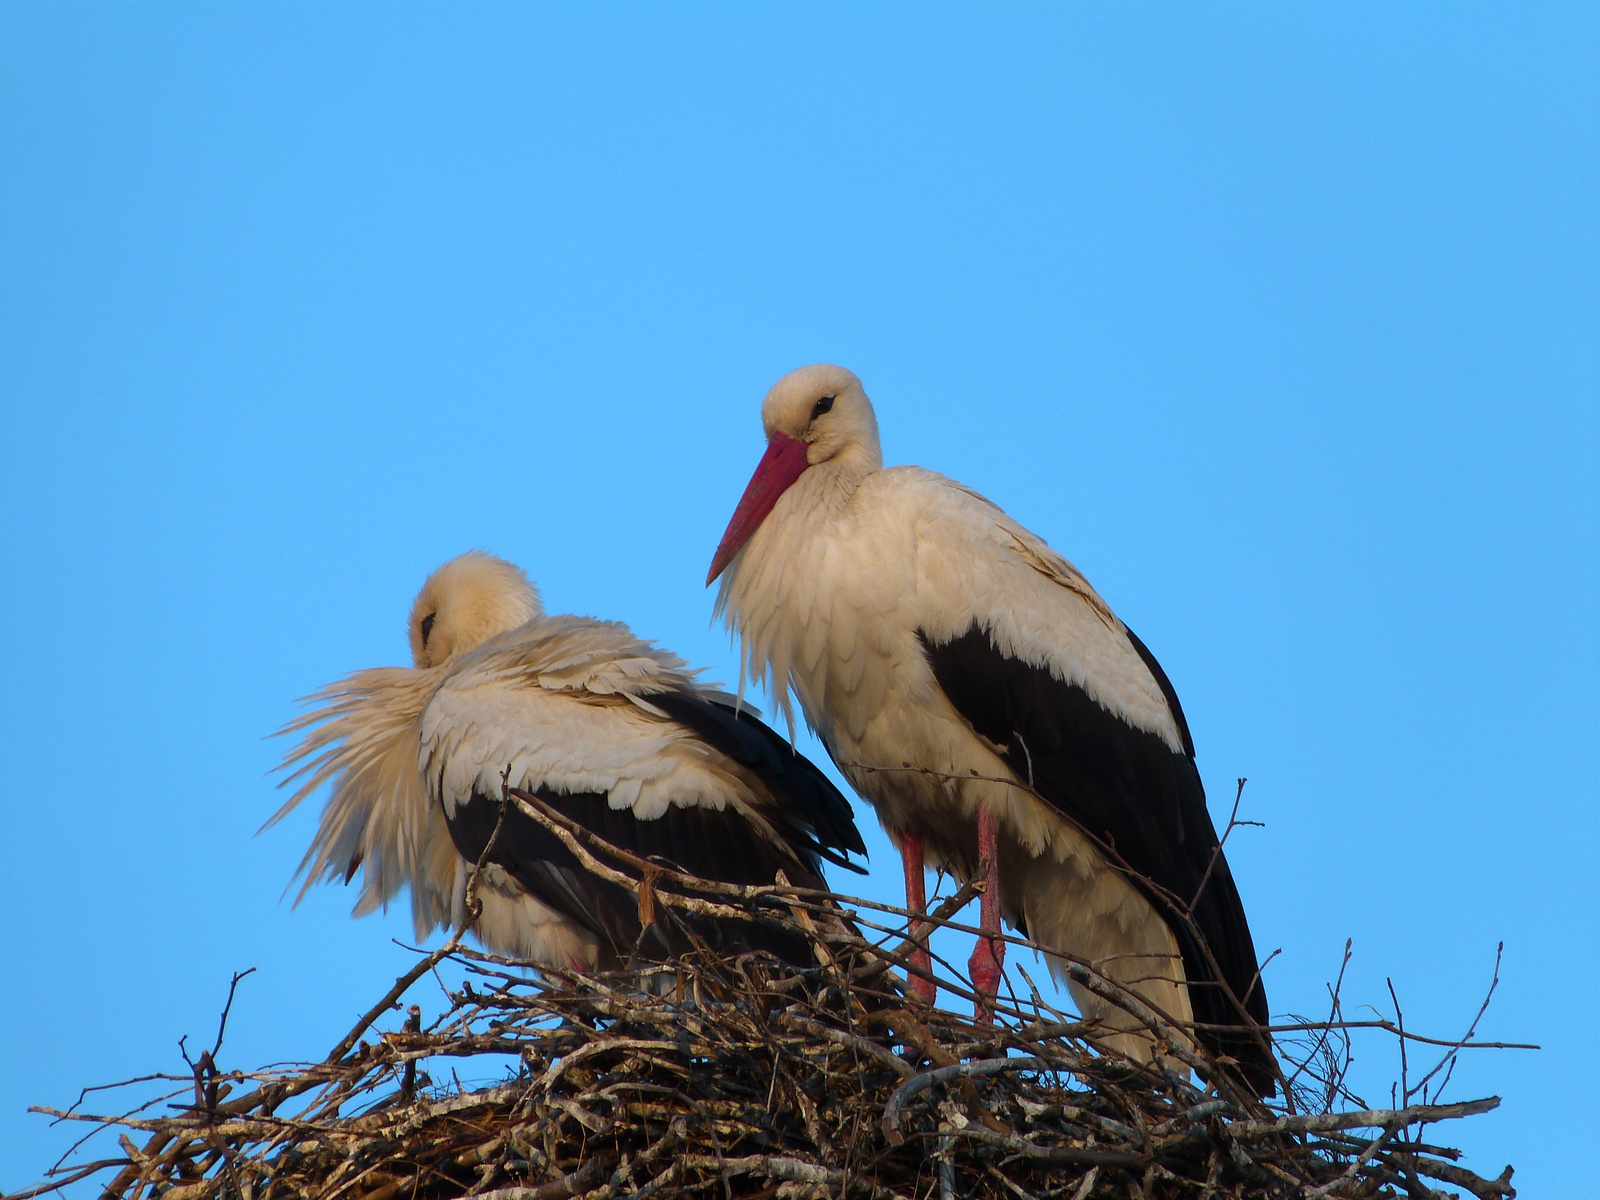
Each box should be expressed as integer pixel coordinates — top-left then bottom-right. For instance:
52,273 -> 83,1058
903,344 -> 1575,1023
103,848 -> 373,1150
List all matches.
706,431 -> 812,585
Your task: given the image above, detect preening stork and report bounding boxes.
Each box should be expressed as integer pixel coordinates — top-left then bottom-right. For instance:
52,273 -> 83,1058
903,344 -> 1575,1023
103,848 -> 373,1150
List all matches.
707,365 -> 1275,1094
270,551 -> 866,972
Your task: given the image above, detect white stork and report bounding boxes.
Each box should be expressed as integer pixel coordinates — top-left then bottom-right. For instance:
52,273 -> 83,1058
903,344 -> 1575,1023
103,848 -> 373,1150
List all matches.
707,366 -> 1274,1094
270,551 -> 866,971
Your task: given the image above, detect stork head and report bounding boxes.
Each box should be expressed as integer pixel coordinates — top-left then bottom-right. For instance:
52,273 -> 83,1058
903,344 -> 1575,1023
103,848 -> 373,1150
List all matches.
408,551 -> 543,669
760,364 -> 881,468
707,364 -> 882,584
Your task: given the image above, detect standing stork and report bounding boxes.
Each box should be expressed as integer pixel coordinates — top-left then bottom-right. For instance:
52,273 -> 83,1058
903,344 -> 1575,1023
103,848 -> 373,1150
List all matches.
270,551 -> 866,971
706,365 -> 1275,1094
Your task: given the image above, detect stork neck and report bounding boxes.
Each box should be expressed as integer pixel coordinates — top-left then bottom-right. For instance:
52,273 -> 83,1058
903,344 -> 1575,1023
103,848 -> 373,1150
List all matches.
803,448 -> 878,512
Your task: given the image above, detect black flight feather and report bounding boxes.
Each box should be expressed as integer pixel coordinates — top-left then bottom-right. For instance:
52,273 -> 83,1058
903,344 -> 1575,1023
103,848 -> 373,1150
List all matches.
646,689 -> 869,871
918,623 -> 1275,1097
442,787 -> 824,968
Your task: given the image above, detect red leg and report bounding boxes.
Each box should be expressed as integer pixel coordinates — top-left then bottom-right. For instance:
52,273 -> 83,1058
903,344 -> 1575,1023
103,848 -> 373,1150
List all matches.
899,832 -> 937,1005
968,805 -> 1005,1025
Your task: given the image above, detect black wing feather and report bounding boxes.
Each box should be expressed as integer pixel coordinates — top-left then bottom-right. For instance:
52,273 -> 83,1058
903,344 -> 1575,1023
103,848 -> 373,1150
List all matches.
647,690 -> 868,870
920,623 -> 1274,1096
443,787 -> 823,967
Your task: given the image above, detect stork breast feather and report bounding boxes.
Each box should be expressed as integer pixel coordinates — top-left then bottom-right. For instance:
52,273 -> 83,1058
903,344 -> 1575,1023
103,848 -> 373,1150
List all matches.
830,593 -> 864,696
799,586 -> 831,677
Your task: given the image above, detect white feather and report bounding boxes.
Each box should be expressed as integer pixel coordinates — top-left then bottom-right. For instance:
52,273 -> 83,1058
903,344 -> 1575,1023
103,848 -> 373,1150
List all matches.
418,616 -> 765,827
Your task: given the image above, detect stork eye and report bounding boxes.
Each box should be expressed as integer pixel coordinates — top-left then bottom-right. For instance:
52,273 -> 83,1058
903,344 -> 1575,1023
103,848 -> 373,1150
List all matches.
420,613 -> 436,645
811,395 -> 835,419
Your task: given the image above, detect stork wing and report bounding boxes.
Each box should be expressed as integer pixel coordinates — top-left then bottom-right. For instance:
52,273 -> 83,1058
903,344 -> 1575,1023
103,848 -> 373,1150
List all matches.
910,477 -> 1273,1092
647,690 -> 868,871
421,619 -> 862,966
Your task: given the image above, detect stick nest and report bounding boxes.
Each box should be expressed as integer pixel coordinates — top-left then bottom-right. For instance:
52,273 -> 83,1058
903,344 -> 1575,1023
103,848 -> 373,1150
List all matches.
19,884 -> 1518,1200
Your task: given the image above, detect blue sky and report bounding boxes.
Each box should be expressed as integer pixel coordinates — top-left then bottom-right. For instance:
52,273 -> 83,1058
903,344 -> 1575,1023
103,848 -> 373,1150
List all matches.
2,4 -> 1594,1193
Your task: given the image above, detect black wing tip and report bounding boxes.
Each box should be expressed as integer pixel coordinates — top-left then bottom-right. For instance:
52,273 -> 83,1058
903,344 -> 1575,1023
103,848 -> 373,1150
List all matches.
1222,1040 -> 1280,1100
650,688 -> 868,867
817,845 -> 870,875
1188,962 -> 1275,1097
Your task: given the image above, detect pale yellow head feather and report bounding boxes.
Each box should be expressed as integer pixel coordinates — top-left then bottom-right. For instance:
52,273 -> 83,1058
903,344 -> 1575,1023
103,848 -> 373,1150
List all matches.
408,551 -> 543,669
760,364 -> 883,472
